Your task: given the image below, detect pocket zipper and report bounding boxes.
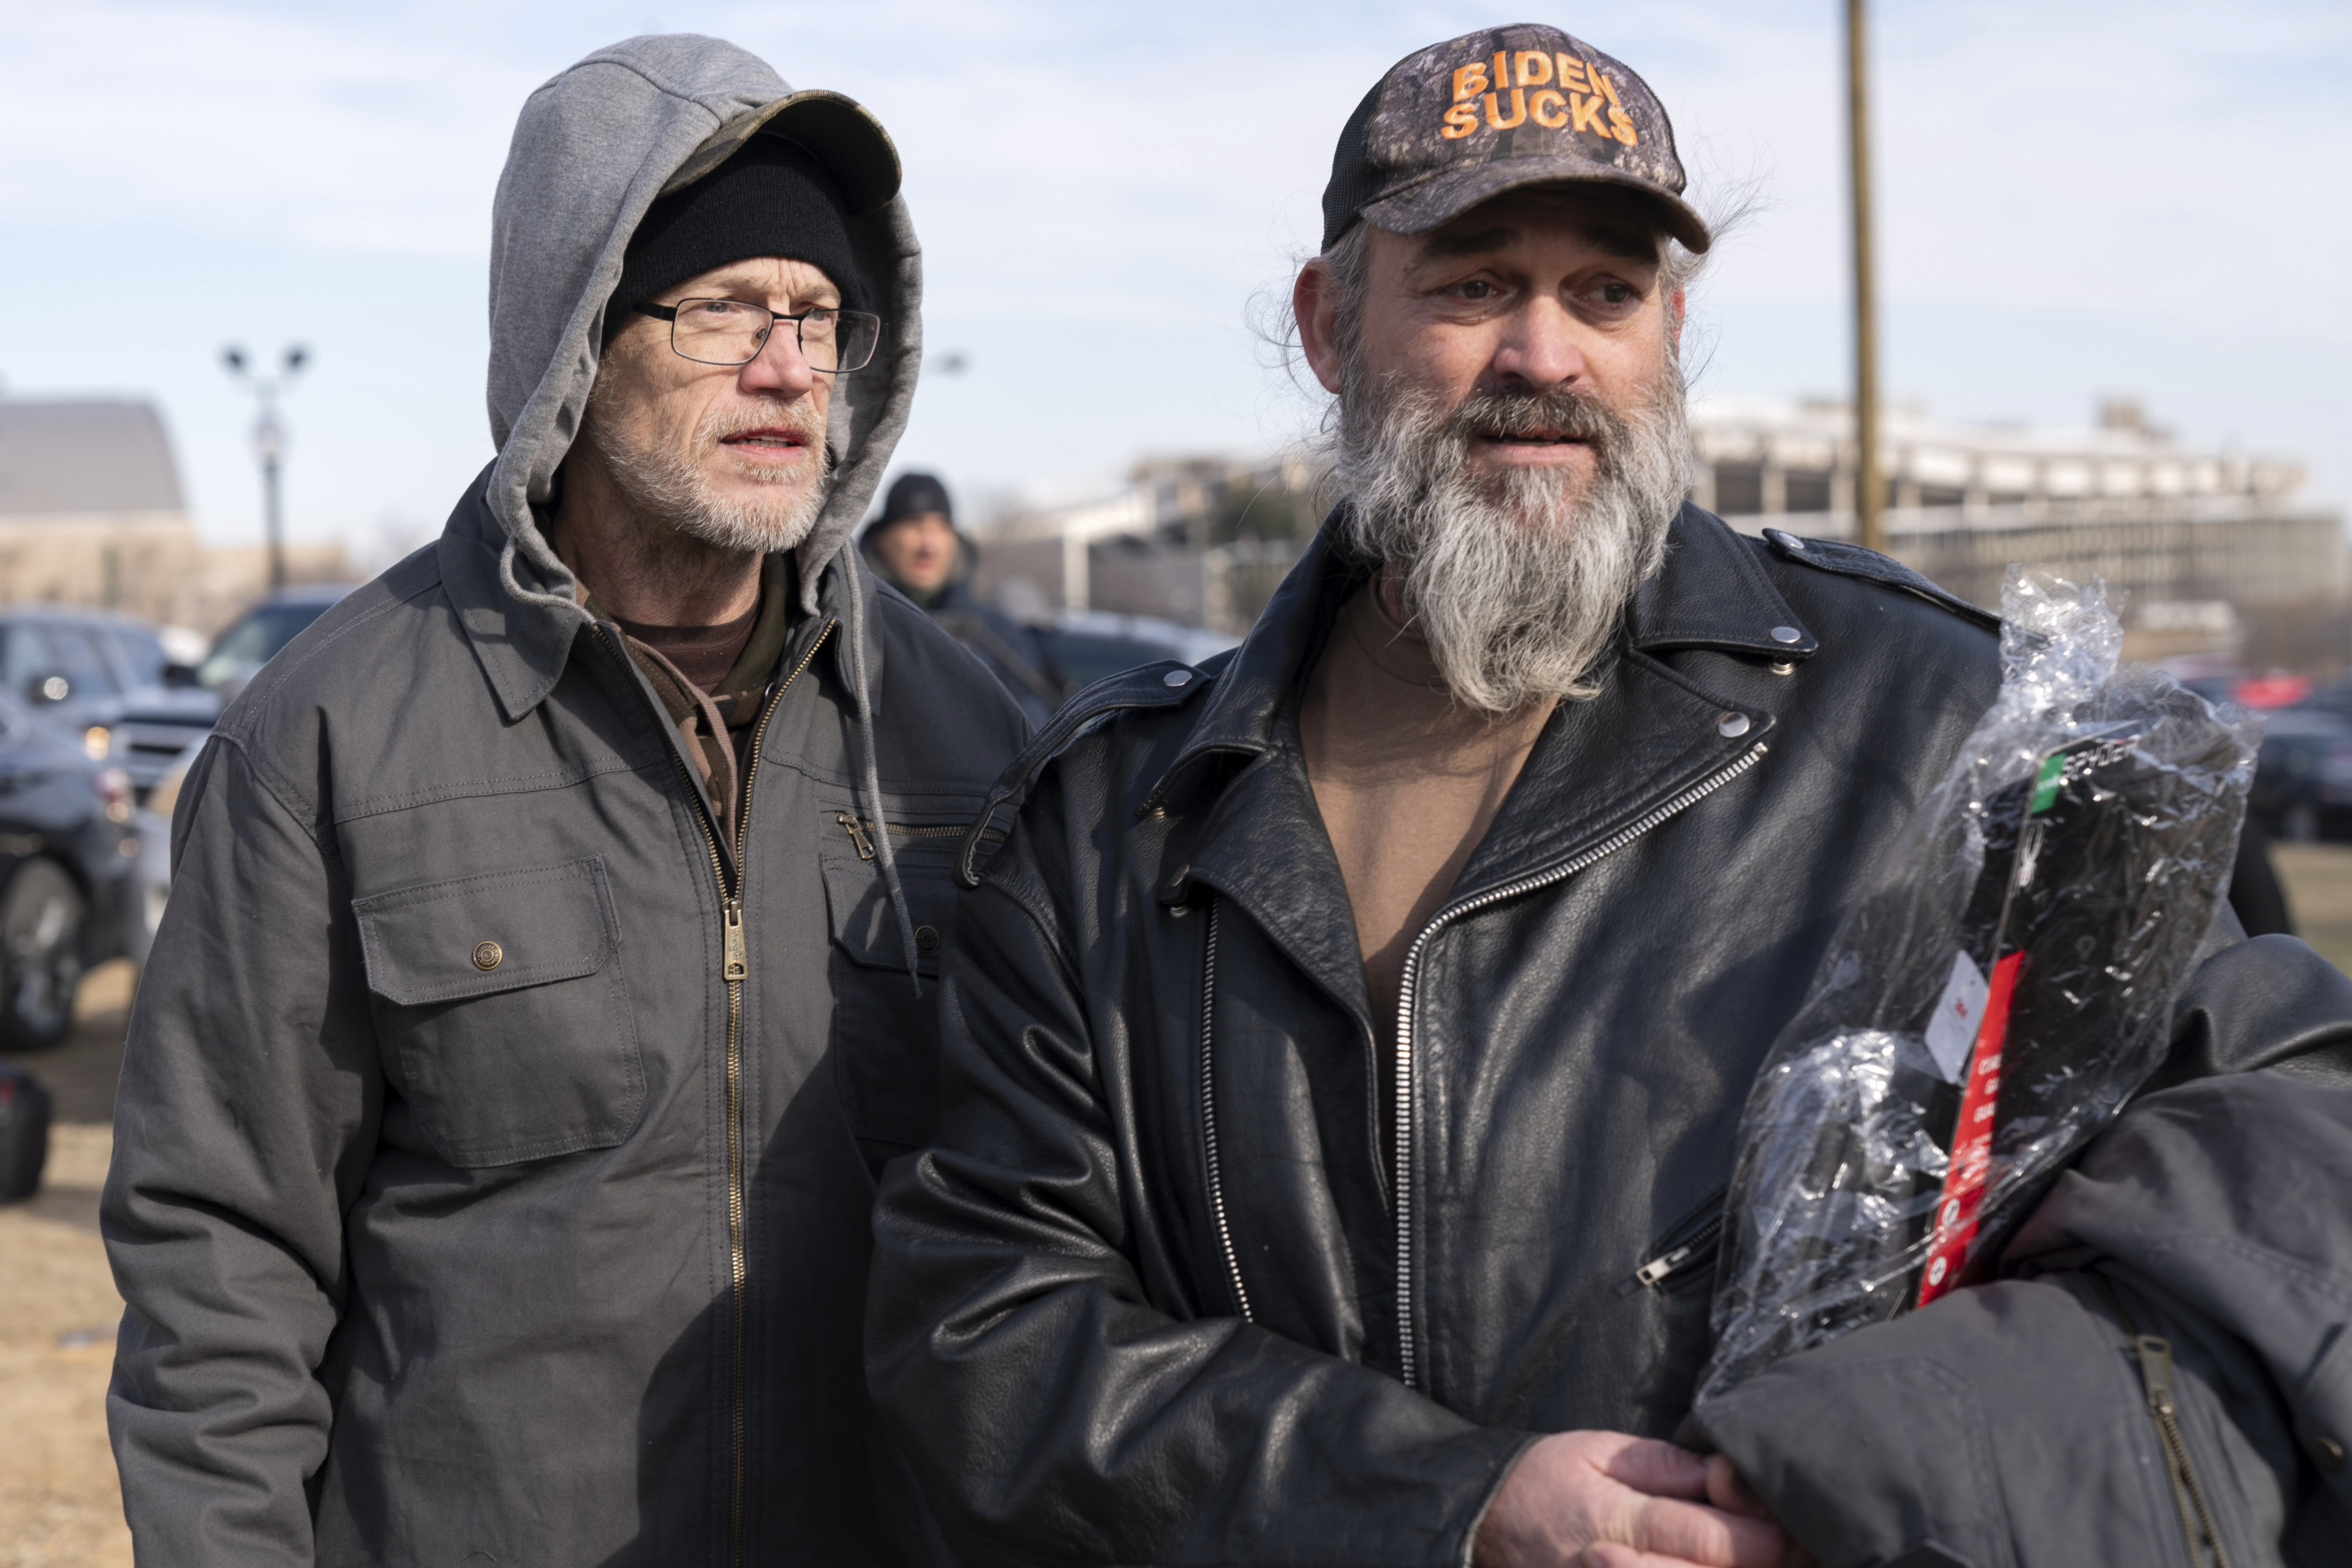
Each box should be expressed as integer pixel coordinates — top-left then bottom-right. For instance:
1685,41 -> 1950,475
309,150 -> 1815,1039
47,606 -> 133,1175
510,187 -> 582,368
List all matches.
835,812 -> 1006,862
1626,1188 -> 1731,1293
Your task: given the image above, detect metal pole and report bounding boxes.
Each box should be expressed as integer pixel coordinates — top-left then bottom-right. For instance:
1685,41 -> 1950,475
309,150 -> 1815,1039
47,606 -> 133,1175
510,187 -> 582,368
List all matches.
1846,0 -> 1884,553
254,391 -> 287,590
223,344 -> 304,594
263,453 -> 285,589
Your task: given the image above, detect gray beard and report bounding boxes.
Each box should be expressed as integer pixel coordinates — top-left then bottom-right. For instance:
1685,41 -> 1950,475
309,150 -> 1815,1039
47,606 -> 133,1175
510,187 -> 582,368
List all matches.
585,393 -> 832,556
1324,364 -> 1694,713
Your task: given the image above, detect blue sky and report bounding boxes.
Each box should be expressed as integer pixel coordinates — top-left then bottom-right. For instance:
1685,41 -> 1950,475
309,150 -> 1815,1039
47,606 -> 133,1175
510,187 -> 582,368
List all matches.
1,0 -> 2346,567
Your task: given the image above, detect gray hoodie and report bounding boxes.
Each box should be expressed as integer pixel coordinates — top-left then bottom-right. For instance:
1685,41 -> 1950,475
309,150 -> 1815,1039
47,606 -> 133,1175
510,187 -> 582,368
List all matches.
104,35 -> 1026,1566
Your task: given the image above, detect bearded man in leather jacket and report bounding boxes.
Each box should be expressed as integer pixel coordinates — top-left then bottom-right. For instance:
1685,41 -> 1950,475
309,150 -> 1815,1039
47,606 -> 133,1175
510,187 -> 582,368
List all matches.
869,25 -> 2352,1568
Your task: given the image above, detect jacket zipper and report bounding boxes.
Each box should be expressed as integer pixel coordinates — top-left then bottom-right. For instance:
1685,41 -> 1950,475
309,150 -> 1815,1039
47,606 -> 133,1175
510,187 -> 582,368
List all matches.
2093,1275 -> 2238,1568
2132,1331 -> 2237,1568
1198,897 -> 1253,1320
1631,1212 -> 1727,1291
1623,1183 -> 1733,1295
596,613 -> 833,1566
716,617 -> 830,1563
834,812 -> 1005,861
1389,742 -> 1769,1391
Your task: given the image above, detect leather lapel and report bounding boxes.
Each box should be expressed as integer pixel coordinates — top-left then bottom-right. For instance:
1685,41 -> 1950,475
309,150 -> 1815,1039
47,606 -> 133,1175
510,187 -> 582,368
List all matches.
1183,743 -> 1375,1034
1450,645 -> 1774,904
1162,525 -> 1373,1031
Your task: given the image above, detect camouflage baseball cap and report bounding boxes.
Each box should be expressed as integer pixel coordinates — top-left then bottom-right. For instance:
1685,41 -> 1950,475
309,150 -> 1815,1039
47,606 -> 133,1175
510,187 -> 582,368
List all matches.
1321,24 -> 1708,254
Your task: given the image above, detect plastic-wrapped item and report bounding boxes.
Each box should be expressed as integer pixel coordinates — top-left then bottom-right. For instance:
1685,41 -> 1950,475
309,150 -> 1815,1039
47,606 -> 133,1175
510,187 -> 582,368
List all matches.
1696,570 -> 2257,1405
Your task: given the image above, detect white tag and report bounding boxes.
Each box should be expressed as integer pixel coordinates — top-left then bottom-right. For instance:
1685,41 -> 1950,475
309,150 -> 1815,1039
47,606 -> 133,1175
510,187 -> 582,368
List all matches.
1923,950 -> 1990,1083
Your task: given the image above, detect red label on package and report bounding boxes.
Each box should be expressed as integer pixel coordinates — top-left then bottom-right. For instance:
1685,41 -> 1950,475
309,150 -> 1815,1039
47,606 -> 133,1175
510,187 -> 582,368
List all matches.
1917,951 -> 2023,1306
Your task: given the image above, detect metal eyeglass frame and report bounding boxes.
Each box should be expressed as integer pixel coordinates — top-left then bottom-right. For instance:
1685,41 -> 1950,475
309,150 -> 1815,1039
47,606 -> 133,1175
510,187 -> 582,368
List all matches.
632,298 -> 881,374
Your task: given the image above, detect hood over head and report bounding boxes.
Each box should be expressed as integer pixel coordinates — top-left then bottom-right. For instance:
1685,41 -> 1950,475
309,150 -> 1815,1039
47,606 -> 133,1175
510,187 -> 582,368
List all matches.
484,34 -> 933,992
486,34 -> 922,620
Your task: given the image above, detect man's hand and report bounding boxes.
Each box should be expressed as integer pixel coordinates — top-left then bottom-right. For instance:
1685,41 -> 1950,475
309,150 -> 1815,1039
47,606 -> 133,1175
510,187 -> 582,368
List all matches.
1473,1431 -> 1804,1568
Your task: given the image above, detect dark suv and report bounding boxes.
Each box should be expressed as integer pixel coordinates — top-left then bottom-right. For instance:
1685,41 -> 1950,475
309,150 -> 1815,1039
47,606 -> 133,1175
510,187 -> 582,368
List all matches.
0,606 -> 221,801
0,685 -> 139,1048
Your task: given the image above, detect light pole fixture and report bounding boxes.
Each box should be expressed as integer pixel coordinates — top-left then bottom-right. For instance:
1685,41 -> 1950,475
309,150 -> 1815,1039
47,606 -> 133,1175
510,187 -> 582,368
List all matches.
221,344 -> 310,590
1845,0 -> 1884,554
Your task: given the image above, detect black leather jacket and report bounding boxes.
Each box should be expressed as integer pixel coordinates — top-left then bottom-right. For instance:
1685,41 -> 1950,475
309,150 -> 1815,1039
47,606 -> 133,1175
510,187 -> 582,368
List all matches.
870,508 -> 2352,1568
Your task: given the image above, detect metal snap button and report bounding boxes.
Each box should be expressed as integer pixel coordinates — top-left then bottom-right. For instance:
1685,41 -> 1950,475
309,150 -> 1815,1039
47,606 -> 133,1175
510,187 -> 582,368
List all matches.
1718,713 -> 1752,738
1163,668 -> 1193,687
1770,626 -> 1803,644
1770,661 -> 1796,677
472,941 -> 503,971
913,925 -> 940,955
2317,1434 -> 2347,1474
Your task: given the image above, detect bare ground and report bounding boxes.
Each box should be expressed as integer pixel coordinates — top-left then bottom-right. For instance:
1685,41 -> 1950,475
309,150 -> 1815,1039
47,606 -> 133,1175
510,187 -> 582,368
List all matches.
1,961 -> 134,1568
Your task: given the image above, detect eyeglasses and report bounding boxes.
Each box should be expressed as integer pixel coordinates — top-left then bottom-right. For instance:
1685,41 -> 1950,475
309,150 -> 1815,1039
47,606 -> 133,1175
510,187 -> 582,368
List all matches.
632,298 -> 883,375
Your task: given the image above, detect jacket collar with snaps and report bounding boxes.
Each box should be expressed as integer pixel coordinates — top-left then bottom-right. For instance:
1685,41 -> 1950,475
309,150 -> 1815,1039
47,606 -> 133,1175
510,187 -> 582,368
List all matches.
1628,504 -> 1818,662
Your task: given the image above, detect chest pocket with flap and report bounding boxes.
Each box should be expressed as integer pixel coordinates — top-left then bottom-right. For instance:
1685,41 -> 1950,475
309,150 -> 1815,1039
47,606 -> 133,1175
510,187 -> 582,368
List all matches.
354,856 -> 644,1168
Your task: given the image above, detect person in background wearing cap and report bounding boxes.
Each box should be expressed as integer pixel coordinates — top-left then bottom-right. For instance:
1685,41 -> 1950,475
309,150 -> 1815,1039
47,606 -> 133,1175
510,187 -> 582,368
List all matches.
869,23 -> 2352,1568
862,471 -> 1064,724
103,36 -> 1024,1566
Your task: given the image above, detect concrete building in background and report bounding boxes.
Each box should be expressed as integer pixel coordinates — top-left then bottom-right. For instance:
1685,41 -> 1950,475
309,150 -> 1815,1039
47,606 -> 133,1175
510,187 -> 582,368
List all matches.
974,397 -> 2349,672
972,454 -> 1319,635
0,397 -> 349,634
1690,396 -> 2347,669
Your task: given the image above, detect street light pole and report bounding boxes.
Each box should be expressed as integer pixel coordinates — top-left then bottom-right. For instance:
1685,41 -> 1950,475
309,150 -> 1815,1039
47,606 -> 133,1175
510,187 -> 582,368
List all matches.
221,345 -> 309,590
1846,0 -> 1885,554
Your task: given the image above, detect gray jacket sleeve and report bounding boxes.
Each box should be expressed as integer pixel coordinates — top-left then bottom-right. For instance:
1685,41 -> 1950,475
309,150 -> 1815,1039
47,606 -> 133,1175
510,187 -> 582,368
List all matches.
1696,938 -> 2352,1568
103,734 -> 383,1565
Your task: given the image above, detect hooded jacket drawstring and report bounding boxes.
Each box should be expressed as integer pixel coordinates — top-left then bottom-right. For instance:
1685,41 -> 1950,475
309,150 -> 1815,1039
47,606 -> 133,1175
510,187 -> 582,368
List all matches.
498,536 -> 584,617
842,538 -> 924,995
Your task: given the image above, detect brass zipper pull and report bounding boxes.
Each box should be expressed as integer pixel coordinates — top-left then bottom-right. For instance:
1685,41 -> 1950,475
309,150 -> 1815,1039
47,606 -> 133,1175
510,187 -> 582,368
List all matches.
722,896 -> 747,980
835,811 -> 876,861
2133,1333 -> 2179,1418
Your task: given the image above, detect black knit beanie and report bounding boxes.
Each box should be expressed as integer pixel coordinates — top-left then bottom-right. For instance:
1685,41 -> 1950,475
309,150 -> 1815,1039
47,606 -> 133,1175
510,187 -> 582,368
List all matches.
876,471 -> 953,527
607,135 -> 865,344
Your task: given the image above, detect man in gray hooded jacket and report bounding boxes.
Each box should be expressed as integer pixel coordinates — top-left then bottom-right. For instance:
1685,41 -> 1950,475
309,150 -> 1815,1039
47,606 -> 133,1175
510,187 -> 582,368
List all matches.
102,35 -> 1024,1566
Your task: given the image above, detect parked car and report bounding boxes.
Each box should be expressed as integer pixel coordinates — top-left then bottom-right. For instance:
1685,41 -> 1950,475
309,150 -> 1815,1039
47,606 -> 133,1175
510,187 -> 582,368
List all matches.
197,582 -> 360,701
0,605 -> 221,802
2249,708 -> 2352,842
0,687 -> 140,1049
1038,610 -> 1238,699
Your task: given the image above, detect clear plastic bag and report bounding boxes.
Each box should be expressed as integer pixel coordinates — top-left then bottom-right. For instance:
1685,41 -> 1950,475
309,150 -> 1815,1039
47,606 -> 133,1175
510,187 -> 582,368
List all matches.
1696,570 -> 2258,1405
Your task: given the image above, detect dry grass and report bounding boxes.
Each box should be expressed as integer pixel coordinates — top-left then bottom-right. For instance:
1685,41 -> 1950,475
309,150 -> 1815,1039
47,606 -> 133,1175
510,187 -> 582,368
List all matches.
2272,841 -> 2352,978
0,961 -> 136,1568
0,1124 -> 129,1568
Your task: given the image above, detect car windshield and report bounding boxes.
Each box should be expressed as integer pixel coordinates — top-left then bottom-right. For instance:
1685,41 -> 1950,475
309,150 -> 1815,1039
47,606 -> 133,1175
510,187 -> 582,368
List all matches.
116,627 -> 170,687
199,602 -> 334,688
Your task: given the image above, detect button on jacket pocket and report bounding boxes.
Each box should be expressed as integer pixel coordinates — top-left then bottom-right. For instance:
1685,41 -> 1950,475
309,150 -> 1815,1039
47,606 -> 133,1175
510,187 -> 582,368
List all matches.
354,856 -> 643,1168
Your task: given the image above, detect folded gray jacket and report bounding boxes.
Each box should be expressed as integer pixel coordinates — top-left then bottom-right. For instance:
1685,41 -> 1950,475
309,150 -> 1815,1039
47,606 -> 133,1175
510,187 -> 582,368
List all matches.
1697,1054 -> 2352,1568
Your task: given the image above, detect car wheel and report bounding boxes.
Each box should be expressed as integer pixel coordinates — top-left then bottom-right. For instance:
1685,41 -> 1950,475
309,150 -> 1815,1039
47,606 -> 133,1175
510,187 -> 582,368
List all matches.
0,859 -> 85,1051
